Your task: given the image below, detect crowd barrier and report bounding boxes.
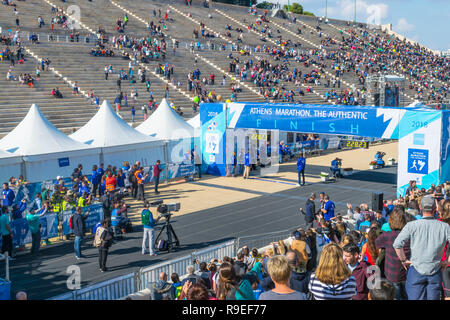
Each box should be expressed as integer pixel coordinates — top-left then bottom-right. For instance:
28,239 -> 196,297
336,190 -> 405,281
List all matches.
48,272 -> 137,300
48,239 -> 236,300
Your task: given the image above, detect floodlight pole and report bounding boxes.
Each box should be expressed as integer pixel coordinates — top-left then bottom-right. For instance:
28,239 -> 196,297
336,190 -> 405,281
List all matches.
325,0 -> 327,19
354,0 -> 356,24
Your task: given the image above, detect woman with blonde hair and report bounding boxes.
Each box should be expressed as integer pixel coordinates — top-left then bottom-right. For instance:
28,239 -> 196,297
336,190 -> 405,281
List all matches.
308,243 -> 356,300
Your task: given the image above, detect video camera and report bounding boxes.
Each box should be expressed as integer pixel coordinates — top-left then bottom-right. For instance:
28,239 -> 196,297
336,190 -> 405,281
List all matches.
149,200 -> 181,217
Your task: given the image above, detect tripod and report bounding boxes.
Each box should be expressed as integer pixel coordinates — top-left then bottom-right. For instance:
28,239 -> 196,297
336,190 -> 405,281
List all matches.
154,213 -> 180,252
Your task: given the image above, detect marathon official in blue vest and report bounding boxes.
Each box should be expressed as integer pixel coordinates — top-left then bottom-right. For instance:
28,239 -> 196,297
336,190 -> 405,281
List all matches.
243,151 -> 251,179
296,155 -> 306,186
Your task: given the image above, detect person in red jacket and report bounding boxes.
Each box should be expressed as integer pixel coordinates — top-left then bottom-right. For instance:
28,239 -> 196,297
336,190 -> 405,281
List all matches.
153,160 -> 163,194
343,243 -> 372,300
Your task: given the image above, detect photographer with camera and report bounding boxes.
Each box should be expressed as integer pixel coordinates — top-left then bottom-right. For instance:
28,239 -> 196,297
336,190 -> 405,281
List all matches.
330,157 -> 342,178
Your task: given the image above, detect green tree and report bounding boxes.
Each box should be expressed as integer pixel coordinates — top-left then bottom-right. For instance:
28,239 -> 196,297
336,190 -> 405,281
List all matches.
283,3 -> 303,14
302,11 -> 315,16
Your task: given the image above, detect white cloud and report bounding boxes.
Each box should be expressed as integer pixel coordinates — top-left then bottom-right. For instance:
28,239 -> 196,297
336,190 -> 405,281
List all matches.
314,0 -> 389,24
394,18 -> 415,33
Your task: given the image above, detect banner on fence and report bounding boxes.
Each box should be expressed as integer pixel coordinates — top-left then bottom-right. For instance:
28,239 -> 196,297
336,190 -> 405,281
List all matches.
61,204 -> 104,235
0,213 -> 59,247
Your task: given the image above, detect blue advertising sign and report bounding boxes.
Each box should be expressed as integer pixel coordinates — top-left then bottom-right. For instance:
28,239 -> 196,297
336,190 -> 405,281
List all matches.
407,149 -> 429,175
201,103 -> 227,175
227,103 -> 403,139
58,157 -> 70,167
62,204 -> 104,235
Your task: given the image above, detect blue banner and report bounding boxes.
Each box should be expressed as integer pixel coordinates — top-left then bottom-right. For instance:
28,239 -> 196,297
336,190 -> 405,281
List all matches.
227,103 -> 404,139
168,163 -> 196,179
62,204 -> 104,235
201,103 -> 227,175
0,213 -> 59,247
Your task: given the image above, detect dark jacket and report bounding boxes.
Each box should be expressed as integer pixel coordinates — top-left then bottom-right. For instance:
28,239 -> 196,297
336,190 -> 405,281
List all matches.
100,227 -> 113,249
73,213 -> 88,237
305,199 -> 316,222
351,260 -> 371,300
150,280 -> 174,300
260,270 -> 310,294
290,270 -> 310,294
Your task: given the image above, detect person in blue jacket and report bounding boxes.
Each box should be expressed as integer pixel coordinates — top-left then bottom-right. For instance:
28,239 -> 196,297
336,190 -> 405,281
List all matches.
91,165 -> 101,198
11,199 -> 27,220
243,151 -> 251,179
2,182 -> 15,207
278,142 -> 284,164
296,155 -> 306,186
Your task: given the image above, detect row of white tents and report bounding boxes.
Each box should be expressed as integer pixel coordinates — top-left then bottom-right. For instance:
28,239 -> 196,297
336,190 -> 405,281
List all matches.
0,99 -> 202,183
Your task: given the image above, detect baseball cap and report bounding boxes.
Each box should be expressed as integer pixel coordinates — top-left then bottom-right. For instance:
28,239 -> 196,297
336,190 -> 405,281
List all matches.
420,195 -> 435,211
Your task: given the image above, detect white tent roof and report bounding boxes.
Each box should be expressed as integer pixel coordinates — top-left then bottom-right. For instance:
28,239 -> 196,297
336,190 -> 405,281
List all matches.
136,99 -> 194,140
0,148 -> 22,165
70,100 -> 163,147
0,104 -> 95,156
187,114 -> 200,129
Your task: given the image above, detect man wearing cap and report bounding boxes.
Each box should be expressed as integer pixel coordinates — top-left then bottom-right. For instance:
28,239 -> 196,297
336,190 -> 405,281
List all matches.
393,195 -> 450,300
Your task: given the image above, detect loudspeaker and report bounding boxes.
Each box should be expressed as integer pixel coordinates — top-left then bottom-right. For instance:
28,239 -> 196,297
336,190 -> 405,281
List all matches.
372,192 -> 383,212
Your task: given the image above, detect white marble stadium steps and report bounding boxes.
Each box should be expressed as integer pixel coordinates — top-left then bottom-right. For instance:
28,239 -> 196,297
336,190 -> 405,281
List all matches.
28,42 -> 192,111
75,1 -> 265,103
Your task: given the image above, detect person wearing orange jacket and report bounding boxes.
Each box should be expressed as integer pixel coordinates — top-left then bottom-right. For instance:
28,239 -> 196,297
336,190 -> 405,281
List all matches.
135,167 -> 149,202
105,172 -> 117,193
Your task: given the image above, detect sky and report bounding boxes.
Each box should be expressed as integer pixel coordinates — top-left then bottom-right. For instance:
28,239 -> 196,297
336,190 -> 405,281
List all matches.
272,0 -> 450,52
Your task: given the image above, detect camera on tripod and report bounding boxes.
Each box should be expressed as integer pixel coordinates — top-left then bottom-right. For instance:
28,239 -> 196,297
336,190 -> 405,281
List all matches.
149,200 -> 181,217
149,200 -> 181,252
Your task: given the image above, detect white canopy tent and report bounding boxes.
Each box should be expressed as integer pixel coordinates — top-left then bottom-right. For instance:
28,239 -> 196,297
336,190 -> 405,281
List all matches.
187,114 -> 200,129
0,104 -> 100,182
0,149 -> 22,183
70,100 -> 166,167
136,99 -> 194,163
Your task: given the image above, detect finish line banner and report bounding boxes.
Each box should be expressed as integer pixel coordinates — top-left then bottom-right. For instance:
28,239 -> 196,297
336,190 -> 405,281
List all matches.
227,103 -> 405,139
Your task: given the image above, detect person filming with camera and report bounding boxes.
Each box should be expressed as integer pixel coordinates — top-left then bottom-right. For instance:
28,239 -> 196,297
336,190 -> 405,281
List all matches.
330,157 -> 342,178
141,201 -> 161,256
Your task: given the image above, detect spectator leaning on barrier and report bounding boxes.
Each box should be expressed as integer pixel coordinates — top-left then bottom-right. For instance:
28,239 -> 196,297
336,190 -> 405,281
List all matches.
259,255 -> 307,300
26,201 -> 49,255
151,272 -> 174,300
216,261 -> 255,300
393,195 -> 450,300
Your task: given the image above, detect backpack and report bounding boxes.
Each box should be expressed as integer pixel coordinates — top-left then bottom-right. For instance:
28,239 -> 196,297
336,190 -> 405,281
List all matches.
69,215 -> 75,230
157,239 -> 168,251
93,226 -> 105,247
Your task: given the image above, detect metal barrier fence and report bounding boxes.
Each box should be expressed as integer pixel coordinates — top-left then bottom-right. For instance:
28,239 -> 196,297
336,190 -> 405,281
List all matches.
48,239 -> 237,300
48,272 -> 137,300
139,239 -> 236,289
47,228 -> 304,300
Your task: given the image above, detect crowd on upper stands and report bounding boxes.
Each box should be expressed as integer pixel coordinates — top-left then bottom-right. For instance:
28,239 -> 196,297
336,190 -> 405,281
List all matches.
144,182 -> 449,300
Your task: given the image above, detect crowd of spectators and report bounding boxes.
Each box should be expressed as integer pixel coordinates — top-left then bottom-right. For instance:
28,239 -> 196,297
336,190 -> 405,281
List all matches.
142,181 -> 449,300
